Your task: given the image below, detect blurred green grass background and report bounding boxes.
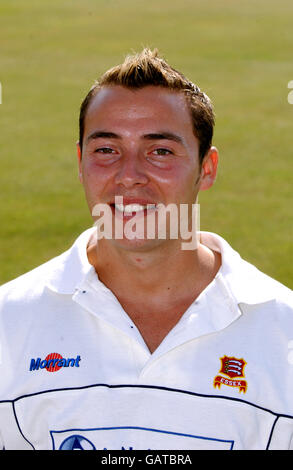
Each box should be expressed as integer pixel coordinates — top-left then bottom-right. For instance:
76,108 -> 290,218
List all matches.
0,0 -> 292,287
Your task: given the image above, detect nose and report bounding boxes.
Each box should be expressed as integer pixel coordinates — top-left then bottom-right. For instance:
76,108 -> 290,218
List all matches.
115,154 -> 149,189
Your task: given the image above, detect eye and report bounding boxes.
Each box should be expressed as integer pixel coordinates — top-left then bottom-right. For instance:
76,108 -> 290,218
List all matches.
95,147 -> 116,154
152,148 -> 173,156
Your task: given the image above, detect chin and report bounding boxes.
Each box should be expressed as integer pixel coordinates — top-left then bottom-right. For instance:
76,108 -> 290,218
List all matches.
108,236 -> 166,253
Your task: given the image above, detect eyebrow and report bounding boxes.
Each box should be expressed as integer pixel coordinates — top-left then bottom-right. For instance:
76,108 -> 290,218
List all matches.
86,130 -> 184,145
142,132 -> 184,145
86,131 -> 120,144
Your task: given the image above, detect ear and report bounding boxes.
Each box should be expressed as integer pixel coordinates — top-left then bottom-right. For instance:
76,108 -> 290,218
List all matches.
199,146 -> 219,191
76,141 -> 83,184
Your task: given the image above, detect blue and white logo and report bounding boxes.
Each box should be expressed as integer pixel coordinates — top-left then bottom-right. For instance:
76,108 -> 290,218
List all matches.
59,434 -> 96,450
51,426 -> 233,450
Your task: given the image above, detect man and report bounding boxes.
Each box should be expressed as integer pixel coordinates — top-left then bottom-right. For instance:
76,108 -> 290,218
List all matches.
0,49 -> 292,450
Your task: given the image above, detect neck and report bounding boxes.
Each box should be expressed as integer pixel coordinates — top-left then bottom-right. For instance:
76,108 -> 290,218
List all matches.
87,235 -> 221,302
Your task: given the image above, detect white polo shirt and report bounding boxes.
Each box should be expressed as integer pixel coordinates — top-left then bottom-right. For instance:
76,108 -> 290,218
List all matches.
0,228 -> 292,450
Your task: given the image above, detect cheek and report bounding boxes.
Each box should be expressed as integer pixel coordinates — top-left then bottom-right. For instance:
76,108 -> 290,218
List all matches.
82,157 -> 115,184
81,162 -> 115,204
153,166 -> 199,202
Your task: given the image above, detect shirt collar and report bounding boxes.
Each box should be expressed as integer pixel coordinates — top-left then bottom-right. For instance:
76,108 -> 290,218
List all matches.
199,232 -> 281,305
45,228 -> 96,295
46,227 -> 280,305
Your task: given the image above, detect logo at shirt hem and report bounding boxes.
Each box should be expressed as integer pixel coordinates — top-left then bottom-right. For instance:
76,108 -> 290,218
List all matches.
213,355 -> 247,393
29,353 -> 81,372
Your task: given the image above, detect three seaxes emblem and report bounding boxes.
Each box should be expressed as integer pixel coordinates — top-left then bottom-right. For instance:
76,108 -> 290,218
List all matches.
214,356 -> 247,393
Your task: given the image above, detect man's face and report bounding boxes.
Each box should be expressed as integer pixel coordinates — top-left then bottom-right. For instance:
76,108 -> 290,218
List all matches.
77,85 -> 217,251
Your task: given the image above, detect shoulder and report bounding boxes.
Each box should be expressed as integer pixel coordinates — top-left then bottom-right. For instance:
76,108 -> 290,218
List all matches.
0,252 -> 67,306
0,228 -> 94,309
237,257 -> 293,308
201,231 -> 293,311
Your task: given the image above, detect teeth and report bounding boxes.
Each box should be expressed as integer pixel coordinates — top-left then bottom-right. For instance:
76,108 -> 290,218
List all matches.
115,204 -> 125,212
115,204 -> 156,213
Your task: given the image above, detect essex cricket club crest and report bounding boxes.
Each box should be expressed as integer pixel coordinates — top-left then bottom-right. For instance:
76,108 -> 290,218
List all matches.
214,356 -> 247,393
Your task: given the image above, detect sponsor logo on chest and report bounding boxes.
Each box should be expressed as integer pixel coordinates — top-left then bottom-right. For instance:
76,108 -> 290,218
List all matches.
29,352 -> 81,372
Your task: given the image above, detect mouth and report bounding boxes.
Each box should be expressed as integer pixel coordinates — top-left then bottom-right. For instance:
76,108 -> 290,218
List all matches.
111,202 -> 157,218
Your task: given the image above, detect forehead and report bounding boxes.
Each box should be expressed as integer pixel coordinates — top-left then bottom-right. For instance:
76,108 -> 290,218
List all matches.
84,85 -> 194,138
